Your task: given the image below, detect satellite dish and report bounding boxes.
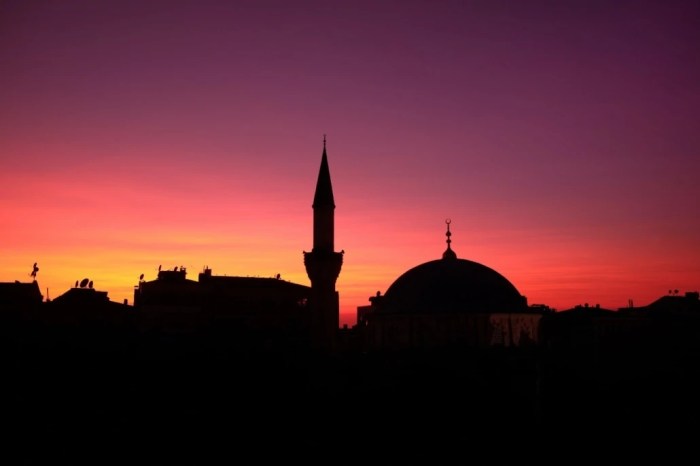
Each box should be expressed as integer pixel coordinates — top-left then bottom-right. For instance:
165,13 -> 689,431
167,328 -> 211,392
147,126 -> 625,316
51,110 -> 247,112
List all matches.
80,278 -> 89,288
88,281 -> 93,289
75,280 -> 79,288
139,273 -> 144,281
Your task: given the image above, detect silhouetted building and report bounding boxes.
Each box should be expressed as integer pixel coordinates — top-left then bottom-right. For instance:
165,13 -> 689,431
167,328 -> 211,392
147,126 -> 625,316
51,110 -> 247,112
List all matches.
620,290 -> 700,314
6,141 -> 700,461
539,292 -> 700,438
134,267 -> 202,333
130,141 -> 341,350
617,290 -> 700,354
542,303 -> 628,350
2,282 -> 133,353
304,137 -> 343,350
133,266 -> 310,349
0,280 -> 44,347
0,280 -> 43,310
357,221 -> 542,351
50,284 -> 131,324
541,291 -> 700,361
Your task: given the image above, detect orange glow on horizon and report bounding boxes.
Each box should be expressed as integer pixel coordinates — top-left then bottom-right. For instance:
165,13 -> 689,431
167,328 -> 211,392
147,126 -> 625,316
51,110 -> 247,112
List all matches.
2,2 -> 699,328
4,211 -> 698,329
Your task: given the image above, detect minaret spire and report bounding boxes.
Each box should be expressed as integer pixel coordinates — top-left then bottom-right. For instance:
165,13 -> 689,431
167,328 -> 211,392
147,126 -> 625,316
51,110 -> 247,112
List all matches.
312,136 -> 335,212
442,218 -> 457,260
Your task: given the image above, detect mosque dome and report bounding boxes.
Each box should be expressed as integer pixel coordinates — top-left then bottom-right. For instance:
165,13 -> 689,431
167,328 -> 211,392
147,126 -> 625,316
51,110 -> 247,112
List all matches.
380,221 -> 527,314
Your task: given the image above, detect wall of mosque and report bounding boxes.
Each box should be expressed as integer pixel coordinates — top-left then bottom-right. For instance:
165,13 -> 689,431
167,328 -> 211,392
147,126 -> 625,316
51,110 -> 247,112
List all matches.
361,312 -> 542,351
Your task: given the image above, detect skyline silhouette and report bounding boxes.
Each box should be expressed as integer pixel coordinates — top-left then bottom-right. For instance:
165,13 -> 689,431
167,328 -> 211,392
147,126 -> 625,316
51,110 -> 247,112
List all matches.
2,3 -> 700,463
3,124 -> 700,465
2,1 -> 699,324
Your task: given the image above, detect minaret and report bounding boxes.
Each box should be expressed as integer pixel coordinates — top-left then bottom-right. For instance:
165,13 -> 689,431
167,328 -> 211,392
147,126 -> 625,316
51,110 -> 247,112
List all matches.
304,136 -> 343,350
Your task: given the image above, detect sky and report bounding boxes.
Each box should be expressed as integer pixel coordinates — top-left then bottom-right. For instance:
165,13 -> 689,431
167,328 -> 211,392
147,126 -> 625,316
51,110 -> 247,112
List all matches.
1,0 -> 699,326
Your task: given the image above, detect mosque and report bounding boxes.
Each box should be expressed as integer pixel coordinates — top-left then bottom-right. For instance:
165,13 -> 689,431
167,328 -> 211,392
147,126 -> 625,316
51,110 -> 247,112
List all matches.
1,139 -> 544,352
356,220 -> 543,351
125,138 -> 545,351
3,127 -> 694,359
3,139 -> 700,462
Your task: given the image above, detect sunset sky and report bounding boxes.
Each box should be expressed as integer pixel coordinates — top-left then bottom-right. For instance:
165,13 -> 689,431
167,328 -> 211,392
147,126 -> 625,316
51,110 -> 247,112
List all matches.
2,0 -> 699,325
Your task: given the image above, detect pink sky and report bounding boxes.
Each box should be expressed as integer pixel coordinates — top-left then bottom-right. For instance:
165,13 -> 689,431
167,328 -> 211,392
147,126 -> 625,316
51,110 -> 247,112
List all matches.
2,0 -> 699,325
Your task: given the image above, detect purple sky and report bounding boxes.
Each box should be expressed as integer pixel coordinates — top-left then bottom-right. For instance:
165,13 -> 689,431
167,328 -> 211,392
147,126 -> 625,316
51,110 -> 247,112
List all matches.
2,0 -> 699,323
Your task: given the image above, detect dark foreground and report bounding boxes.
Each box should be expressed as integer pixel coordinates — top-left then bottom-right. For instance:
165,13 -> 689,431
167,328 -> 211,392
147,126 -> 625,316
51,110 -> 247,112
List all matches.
3,334 -> 699,465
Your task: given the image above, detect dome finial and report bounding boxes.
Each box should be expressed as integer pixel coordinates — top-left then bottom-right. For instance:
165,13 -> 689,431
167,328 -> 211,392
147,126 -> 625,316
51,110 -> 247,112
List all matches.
442,218 -> 457,259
